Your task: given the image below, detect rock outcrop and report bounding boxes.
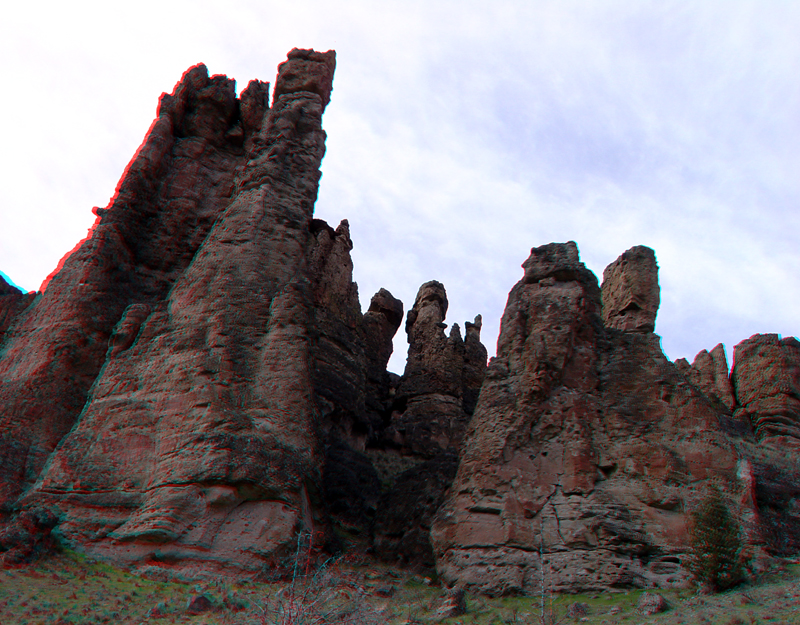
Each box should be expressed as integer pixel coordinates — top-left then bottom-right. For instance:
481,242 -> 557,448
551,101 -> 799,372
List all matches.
370,281 -> 486,567
675,344 -> 736,411
12,49 -> 339,575
0,50 -> 798,588
431,243 -> 741,594
385,281 -> 487,457
601,245 -> 659,333
732,334 -> 800,446
0,62 -> 259,511
0,276 -> 34,343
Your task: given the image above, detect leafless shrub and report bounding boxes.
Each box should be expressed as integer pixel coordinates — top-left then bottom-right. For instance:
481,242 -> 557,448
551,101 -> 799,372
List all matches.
258,531 -> 383,625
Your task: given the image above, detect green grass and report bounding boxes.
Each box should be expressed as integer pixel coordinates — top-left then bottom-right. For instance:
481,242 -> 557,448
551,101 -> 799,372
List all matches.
1,550 -> 799,624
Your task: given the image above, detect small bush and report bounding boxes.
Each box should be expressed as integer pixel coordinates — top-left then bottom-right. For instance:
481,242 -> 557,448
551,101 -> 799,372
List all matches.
686,484 -> 745,592
258,531 -> 381,624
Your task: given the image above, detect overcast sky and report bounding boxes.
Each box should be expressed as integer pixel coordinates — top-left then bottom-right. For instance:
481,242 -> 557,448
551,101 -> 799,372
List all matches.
1,1 -> 798,373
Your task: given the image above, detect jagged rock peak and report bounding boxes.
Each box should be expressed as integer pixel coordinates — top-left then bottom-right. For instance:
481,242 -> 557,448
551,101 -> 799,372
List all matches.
274,48 -> 336,110
1,49 -> 341,572
432,241 -> 742,595
405,280 -> 448,339
366,288 -> 404,330
522,241 -> 591,285
601,245 -> 660,333
675,343 -> 735,411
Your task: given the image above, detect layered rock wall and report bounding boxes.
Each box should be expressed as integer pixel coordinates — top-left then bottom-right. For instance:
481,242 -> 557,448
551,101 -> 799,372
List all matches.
431,243 -> 741,594
0,63 -> 258,510
12,50 -> 337,574
732,334 -> 800,446
0,51 -> 797,587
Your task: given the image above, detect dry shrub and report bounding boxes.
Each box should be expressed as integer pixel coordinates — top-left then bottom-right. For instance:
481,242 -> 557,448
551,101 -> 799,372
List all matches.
258,532 -> 382,625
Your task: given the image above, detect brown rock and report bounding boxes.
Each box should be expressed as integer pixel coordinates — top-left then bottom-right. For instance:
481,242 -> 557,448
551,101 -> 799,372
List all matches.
372,282 -> 485,567
732,337 -> 800,556
361,288 -> 404,417
185,594 -> 217,614
0,509 -> 58,567
15,50 -> 338,575
637,592 -> 668,615
732,334 -> 800,446
0,62 -> 250,510
431,242 -> 740,595
387,281 -> 487,457
273,48 -> 336,109
683,344 -> 735,411
0,275 -> 34,343
433,587 -> 467,619
602,245 -> 659,332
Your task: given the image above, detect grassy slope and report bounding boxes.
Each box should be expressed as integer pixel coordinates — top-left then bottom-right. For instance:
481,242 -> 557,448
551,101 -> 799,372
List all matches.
0,550 -> 799,624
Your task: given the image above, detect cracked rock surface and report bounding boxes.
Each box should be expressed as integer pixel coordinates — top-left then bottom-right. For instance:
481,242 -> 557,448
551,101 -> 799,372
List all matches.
431,243 -> 742,594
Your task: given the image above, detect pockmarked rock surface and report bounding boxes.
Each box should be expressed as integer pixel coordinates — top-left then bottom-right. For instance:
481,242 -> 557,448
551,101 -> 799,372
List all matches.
371,281 -> 486,567
4,49 -> 365,575
0,50 -> 798,588
675,344 -> 736,412
0,276 -> 34,344
0,62 -> 259,510
601,245 -> 660,333
732,334 -> 800,446
386,281 -> 487,458
431,243 -> 743,594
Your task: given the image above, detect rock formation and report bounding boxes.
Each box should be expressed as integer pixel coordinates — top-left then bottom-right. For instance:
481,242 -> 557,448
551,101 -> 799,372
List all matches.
6,49 -> 340,574
385,281 -> 487,458
0,62 -> 260,511
732,334 -> 800,446
601,245 -> 660,333
431,243 -> 742,594
371,281 -> 486,567
675,344 -> 736,412
0,276 -> 34,343
0,50 -> 798,588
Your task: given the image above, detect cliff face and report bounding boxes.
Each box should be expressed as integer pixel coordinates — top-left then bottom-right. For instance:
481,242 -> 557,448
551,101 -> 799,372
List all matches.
0,50 -> 339,574
0,63 -> 257,512
430,243 -> 797,594
0,51 -> 798,586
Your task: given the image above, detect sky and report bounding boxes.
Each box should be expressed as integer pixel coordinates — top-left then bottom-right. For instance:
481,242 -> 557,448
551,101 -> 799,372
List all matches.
1,1 -> 798,374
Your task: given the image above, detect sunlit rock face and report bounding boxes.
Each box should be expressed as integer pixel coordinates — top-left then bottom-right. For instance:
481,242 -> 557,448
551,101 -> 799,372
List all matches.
431,242 -> 741,595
